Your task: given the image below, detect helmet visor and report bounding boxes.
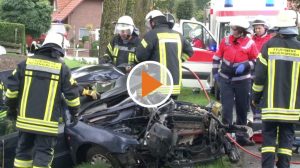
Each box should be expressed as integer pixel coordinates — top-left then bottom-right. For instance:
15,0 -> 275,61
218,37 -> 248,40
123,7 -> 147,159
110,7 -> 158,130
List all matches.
114,23 -> 134,35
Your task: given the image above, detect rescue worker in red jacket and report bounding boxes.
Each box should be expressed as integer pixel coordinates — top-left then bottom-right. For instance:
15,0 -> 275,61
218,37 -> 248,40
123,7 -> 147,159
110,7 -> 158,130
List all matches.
252,10 -> 300,168
251,19 -> 272,121
212,18 -> 259,146
252,19 -> 272,52
104,15 -> 140,66
5,32 -> 80,168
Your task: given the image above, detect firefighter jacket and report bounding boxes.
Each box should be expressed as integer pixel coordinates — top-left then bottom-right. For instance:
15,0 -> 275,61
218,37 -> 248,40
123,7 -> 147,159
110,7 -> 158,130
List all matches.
0,81 -> 6,120
0,80 -> 4,106
5,46 -> 80,136
212,35 -> 259,81
252,33 -> 272,51
252,36 -> 300,123
136,24 -> 193,95
105,35 -> 140,66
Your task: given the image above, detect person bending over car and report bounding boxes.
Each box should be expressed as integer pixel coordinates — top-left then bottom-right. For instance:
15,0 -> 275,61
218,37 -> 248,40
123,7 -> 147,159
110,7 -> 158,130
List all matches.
5,32 -> 80,168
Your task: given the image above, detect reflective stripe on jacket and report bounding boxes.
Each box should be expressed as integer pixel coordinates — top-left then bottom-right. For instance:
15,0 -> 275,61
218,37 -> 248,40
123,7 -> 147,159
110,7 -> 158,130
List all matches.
106,35 -> 140,66
253,36 -> 300,123
212,35 -> 259,80
5,55 -> 80,135
136,24 -> 193,95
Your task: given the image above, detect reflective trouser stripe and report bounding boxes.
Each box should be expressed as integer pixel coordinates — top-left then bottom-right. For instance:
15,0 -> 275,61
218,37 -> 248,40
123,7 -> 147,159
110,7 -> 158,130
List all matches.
6,89 -> 19,98
261,146 -> 276,153
14,158 -> 33,167
0,110 -> 7,120
252,84 -> 264,92
278,148 -> 293,156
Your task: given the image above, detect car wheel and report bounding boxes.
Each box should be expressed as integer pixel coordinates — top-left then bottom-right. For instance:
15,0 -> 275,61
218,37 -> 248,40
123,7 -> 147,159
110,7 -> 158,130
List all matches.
214,81 -> 220,101
86,146 -> 121,168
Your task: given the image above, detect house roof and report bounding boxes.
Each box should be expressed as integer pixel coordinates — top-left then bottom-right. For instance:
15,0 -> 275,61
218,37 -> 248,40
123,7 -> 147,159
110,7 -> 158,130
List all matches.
52,0 -> 85,21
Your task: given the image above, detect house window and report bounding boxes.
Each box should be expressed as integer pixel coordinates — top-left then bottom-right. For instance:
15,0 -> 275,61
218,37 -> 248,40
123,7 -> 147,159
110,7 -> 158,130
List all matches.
79,28 -> 89,40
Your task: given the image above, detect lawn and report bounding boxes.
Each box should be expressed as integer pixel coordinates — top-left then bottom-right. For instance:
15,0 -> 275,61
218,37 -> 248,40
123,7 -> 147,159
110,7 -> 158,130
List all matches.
64,58 -> 87,68
178,87 -> 214,105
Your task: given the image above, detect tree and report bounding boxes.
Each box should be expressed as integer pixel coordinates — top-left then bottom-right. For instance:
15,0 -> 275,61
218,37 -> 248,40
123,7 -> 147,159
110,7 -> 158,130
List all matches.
99,0 -> 127,57
176,0 -> 194,20
0,0 -> 52,38
153,0 -> 175,13
131,0 -> 153,36
99,0 -> 152,57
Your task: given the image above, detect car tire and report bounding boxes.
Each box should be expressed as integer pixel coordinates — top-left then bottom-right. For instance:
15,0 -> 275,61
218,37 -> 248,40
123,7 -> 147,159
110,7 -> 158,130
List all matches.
214,81 -> 220,101
86,146 -> 121,167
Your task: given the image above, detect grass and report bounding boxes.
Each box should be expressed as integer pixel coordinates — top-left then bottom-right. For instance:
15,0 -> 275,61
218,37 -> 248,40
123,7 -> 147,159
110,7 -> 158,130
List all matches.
64,58 -> 87,68
178,87 -> 215,105
75,158 -> 231,168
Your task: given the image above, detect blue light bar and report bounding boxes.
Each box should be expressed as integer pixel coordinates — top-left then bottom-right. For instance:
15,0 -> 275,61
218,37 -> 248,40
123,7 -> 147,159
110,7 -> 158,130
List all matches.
224,0 -> 233,7
266,0 -> 274,7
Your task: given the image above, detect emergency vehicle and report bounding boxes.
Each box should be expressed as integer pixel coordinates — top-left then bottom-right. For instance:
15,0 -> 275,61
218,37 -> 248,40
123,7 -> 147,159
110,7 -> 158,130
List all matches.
207,0 -> 287,96
174,19 -> 217,90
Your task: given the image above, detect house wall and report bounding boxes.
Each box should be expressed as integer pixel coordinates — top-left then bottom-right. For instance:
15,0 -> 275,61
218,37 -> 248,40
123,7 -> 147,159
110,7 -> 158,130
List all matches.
67,0 -> 103,47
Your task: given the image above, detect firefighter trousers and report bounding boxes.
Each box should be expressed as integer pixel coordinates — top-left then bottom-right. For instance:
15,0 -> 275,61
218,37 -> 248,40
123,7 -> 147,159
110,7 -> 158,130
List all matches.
261,122 -> 294,168
14,131 -> 57,168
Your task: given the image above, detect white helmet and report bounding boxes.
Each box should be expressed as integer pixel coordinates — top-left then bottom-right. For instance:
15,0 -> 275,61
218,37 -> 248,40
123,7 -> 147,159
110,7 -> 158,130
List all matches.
252,19 -> 269,28
274,10 -> 299,28
42,32 -> 65,48
145,10 -> 165,30
114,15 -> 135,35
230,17 -> 250,29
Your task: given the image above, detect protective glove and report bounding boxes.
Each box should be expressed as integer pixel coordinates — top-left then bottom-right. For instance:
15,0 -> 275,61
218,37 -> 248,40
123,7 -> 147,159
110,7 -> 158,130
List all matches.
82,88 -> 100,100
7,108 -> 17,121
213,73 -> 219,81
235,64 -> 246,75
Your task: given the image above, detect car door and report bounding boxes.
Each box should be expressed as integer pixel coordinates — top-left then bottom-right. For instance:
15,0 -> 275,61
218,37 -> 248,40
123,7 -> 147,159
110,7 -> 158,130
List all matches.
178,20 -> 217,90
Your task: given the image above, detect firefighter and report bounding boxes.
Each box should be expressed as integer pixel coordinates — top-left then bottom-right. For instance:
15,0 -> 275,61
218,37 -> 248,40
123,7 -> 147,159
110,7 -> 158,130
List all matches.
0,80 -> 7,121
136,10 -> 193,99
252,10 -> 300,168
212,18 -> 259,146
251,19 -> 273,121
103,15 -> 140,66
0,79 -> 7,127
5,32 -> 80,168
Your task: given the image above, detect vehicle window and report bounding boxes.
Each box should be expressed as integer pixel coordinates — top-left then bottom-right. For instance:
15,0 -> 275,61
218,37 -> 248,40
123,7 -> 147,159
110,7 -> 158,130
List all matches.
183,22 -> 217,51
219,22 -> 230,43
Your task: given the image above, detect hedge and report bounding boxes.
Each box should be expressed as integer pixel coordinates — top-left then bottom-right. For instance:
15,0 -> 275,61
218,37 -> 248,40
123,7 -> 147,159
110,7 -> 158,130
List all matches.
0,21 -> 26,54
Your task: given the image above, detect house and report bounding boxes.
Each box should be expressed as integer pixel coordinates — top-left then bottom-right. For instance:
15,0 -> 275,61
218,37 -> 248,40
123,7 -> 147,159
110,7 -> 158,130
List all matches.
50,0 -> 103,48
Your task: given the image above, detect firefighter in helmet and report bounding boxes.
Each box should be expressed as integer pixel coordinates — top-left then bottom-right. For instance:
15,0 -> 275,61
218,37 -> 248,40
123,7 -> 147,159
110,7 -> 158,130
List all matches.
5,32 -> 80,168
252,10 -> 300,168
103,15 -> 140,66
212,17 -> 259,146
136,10 -> 193,99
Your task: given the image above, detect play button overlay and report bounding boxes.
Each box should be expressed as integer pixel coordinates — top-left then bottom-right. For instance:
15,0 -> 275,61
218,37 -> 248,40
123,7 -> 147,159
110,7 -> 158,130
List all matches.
127,61 -> 173,107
